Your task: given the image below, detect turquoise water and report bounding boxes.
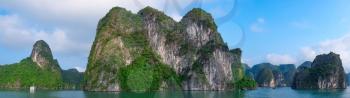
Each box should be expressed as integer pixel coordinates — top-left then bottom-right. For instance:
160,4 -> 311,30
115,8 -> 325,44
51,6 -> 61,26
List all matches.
1,87 -> 350,98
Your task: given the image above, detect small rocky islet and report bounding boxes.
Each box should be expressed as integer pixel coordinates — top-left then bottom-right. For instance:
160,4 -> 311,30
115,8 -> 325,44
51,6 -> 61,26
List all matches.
0,6 -> 348,91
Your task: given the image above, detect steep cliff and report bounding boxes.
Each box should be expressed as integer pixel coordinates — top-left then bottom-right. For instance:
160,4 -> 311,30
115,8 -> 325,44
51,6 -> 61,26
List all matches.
0,40 -> 63,89
84,6 -> 240,91
292,52 -> 347,89
31,40 -> 61,71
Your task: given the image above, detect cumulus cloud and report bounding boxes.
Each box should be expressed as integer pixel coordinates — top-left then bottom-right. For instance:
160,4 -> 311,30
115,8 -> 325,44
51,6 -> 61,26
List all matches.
250,18 -> 266,33
74,66 -> 86,72
0,15 -> 90,55
300,47 -> 317,61
266,53 -> 297,65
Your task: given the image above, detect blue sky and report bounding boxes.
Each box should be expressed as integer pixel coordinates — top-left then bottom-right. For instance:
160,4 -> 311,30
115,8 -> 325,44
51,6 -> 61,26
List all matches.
1,0 -> 350,72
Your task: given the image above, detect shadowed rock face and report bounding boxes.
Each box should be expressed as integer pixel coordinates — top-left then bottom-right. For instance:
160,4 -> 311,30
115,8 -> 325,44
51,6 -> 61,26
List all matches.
250,63 -> 296,88
30,40 -> 61,71
292,52 -> 347,89
84,6 -> 240,91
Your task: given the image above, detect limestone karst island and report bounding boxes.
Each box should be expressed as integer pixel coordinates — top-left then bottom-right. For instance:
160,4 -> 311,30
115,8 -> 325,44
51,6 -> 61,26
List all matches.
1,1 -> 350,98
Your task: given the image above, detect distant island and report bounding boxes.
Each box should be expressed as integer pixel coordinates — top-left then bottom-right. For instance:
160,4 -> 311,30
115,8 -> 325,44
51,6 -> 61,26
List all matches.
0,40 -> 83,89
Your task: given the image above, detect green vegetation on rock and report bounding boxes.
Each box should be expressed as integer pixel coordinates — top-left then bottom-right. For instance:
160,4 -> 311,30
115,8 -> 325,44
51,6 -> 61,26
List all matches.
0,58 -> 62,89
85,6 -> 242,91
62,69 -> 84,89
117,48 -> 181,91
182,8 -> 217,31
292,52 -> 347,89
256,67 -> 274,85
235,76 -> 257,90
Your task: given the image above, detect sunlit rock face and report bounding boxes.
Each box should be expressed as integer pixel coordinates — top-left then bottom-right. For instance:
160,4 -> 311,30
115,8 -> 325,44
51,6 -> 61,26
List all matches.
84,6 -> 241,91
292,52 -> 347,89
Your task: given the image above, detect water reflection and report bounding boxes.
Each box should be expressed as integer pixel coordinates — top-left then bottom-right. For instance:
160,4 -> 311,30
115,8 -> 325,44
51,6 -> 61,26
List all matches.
4,87 -> 350,98
245,87 -> 349,98
83,90 -> 245,98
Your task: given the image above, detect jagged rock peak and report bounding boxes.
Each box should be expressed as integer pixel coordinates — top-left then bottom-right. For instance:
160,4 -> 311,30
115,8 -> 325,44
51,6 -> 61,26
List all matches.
30,40 -> 59,70
137,6 -> 176,23
138,6 -> 165,16
31,40 -> 53,67
181,8 -> 217,31
312,52 -> 342,67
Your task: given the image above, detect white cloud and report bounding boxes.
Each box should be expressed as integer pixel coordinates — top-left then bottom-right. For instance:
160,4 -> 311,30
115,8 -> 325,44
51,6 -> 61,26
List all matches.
266,53 -> 297,65
0,15 -> 90,55
250,18 -> 266,33
74,66 -> 86,72
300,47 -> 317,61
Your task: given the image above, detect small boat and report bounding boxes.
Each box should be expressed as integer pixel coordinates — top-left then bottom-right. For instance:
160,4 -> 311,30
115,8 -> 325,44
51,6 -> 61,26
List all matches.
30,86 -> 35,93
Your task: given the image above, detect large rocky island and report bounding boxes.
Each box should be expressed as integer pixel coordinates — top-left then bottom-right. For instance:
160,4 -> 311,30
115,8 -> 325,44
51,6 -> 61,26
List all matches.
292,52 -> 347,89
84,6 -> 253,91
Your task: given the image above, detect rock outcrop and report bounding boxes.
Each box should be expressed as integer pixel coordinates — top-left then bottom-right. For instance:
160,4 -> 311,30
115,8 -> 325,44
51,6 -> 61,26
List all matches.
84,6 -> 241,91
30,40 -> 61,71
250,63 -> 296,87
292,52 -> 347,89
279,64 -> 296,86
0,40 -> 63,89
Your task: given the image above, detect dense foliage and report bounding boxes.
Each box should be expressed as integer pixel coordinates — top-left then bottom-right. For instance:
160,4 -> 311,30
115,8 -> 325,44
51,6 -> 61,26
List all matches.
62,69 -> 84,89
182,8 -> 217,31
85,6 -> 244,91
255,68 -> 274,85
292,52 -> 347,89
117,48 -> 181,91
0,58 -> 62,89
232,63 -> 257,90
235,76 -> 257,90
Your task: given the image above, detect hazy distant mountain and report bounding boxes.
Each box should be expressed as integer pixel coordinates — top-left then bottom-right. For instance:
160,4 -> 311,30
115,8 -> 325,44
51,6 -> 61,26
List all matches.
250,63 -> 296,87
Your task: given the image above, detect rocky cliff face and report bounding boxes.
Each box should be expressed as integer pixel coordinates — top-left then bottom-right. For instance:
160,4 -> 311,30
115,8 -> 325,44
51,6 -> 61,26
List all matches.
30,40 -> 61,71
85,7 -> 240,91
292,52 -> 347,89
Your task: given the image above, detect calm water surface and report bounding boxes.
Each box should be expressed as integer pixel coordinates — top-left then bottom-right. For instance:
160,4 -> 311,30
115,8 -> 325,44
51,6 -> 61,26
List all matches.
1,87 -> 350,98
